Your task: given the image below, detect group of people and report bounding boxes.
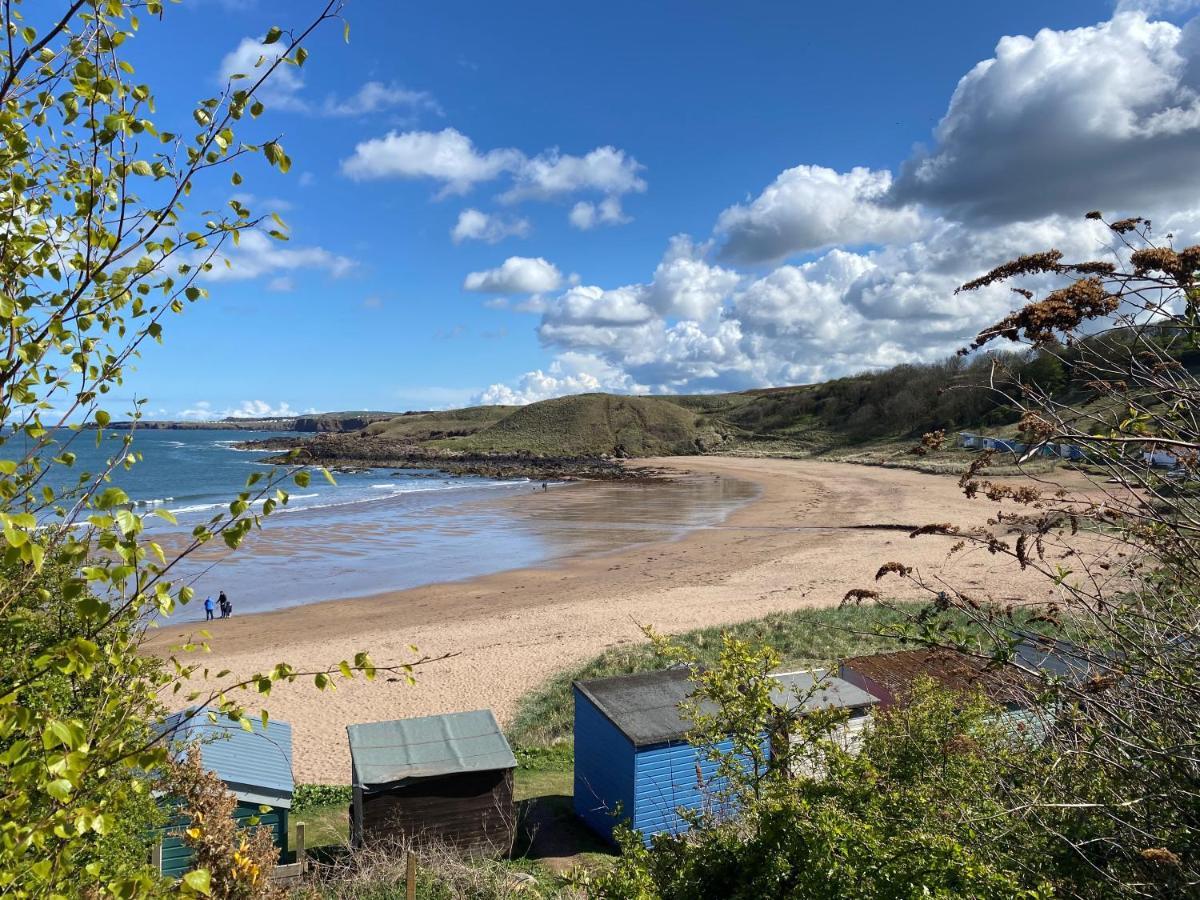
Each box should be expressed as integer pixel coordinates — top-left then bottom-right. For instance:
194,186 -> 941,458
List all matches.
203,591 -> 232,621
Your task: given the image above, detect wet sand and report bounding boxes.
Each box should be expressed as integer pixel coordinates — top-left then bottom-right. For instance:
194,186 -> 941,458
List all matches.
146,456 -> 1106,783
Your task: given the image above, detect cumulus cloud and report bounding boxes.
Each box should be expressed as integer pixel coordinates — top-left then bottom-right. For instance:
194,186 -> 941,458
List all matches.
321,81 -> 442,118
200,230 -> 356,283
463,256 -> 563,294
475,353 -> 644,405
219,37 -> 302,110
501,146 -> 645,203
470,9 -> 1200,404
645,236 -> 741,320
890,12 -> 1200,223
177,400 -> 309,421
342,130 -> 644,221
451,208 -> 531,243
220,37 -> 438,120
569,196 -> 630,230
341,128 -> 522,195
716,165 -> 925,264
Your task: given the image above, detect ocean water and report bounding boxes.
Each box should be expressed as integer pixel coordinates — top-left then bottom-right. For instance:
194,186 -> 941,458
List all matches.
31,429 -> 755,616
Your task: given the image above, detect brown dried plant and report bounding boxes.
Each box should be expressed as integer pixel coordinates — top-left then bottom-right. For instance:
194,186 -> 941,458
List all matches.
162,747 -> 284,900
851,211 -> 1200,896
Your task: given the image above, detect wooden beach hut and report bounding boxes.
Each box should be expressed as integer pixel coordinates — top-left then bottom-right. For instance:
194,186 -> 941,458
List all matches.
572,668 -> 878,845
839,648 -> 1044,737
347,709 -> 517,854
154,709 -> 294,877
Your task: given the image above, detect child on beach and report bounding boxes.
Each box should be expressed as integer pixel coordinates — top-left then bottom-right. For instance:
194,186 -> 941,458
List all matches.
204,596 -> 215,621
218,591 -> 231,619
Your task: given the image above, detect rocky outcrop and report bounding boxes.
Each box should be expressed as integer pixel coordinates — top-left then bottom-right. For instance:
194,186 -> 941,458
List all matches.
239,433 -> 656,480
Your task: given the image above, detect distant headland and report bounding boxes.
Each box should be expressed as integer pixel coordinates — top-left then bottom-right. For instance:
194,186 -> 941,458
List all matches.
105,411 -> 408,433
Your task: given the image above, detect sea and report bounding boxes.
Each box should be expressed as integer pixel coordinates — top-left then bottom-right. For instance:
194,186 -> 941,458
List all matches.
32,429 -> 755,616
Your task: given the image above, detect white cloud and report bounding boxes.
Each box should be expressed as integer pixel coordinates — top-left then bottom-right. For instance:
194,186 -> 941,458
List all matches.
501,146 -> 646,203
568,196 -> 630,230
266,275 -> 294,292
341,130 -> 644,219
645,236 -> 741,320
176,399 -> 306,421
321,82 -> 442,117
470,9 -> 1200,403
177,401 -> 215,421
222,400 -> 304,419
716,164 -> 925,264
341,128 -> 522,195
200,230 -> 356,283
463,256 -> 563,294
475,353 -> 644,405
220,37 -> 439,122
451,208 -> 531,243
219,37 -> 302,108
890,11 -> 1200,222
1115,1 -> 1200,15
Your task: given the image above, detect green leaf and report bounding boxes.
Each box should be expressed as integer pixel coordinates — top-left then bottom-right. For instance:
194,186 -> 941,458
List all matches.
263,26 -> 283,45
182,869 -> 212,895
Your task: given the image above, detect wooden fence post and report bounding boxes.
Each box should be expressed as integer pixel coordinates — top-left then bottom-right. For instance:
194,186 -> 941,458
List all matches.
406,851 -> 416,900
295,822 -> 306,874
150,840 -> 163,874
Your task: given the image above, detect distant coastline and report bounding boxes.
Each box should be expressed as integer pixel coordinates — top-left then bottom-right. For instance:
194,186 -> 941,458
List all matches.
101,411 -> 406,432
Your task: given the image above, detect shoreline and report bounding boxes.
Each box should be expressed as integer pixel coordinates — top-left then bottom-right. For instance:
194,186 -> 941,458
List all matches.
146,456 -> 1104,783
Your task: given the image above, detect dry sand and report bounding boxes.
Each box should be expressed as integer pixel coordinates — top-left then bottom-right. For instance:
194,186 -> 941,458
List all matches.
145,456 -> 1102,783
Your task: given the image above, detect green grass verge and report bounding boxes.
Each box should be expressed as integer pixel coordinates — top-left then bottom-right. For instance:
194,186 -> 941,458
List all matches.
508,605 -> 925,748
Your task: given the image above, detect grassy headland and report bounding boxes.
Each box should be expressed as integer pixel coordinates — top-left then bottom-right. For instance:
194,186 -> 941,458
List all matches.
244,341 -> 1198,477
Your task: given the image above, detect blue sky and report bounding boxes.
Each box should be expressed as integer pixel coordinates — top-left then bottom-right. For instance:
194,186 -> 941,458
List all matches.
117,0 -> 1200,418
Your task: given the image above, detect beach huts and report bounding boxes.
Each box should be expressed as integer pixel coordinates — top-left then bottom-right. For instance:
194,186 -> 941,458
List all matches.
839,647 -> 1043,738
154,709 -> 294,877
347,709 -> 517,854
572,668 -> 878,845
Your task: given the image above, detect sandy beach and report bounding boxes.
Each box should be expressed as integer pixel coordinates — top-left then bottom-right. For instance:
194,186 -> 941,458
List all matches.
146,456 -> 1103,783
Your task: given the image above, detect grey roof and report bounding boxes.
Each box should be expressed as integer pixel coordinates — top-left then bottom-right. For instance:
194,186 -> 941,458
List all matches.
575,667 -> 877,748
160,709 -> 294,809
347,709 -> 516,790
1015,633 -> 1117,687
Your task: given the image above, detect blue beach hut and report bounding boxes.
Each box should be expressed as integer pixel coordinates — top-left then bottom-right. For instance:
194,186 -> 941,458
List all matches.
573,668 -> 877,845
154,709 -> 294,877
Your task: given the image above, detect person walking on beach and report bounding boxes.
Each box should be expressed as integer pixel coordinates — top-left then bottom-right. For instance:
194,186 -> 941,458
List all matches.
218,591 -> 231,619
204,596 -> 215,621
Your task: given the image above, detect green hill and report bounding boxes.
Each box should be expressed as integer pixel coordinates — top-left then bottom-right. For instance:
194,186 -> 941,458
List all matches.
432,393 -> 728,456
363,405 -> 515,441
346,340 -> 1200,463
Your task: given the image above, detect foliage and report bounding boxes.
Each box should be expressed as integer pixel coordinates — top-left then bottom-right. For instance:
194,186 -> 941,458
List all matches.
583,650 -> 1055,899
0,552 -> 167,893
508,606 -> 914,747
0,3 -> 425,896
847,213 -> 1200,896
163,748 -> 283,900
292,785 -> 352,815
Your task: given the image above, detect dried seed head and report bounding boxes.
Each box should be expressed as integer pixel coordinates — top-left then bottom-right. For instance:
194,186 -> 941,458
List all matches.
957,250 -> 1064,293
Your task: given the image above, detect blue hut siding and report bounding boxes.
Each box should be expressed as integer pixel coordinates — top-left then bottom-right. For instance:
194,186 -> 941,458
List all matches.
574,684 -> 744,846
158,801 -> 288,877
573,685 -> 635,842
631,738 -> 736,843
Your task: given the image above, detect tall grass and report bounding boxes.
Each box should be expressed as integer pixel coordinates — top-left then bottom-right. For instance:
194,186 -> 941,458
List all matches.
508,605 -> 923,747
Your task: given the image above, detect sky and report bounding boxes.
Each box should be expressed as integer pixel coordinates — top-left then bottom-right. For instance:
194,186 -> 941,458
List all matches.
112,0 -> 1200,418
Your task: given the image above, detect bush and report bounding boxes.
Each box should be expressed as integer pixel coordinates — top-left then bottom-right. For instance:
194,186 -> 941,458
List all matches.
293,785 -> 353,814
